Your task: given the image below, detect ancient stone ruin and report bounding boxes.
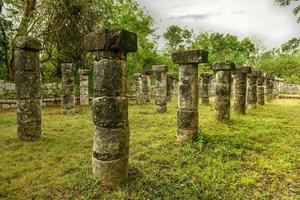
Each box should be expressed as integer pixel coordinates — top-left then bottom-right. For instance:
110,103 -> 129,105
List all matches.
13,36 -> 42,141
213,61 -> 236,122
84,28 -> 137,188
141,69 -> 152,104
265,74 -> 274,102
172,50 -> 208,143
199,73 -> 212,105
257,71 -> 265,105
79,69 -> 90,106
167,74 -> 175,102
152,65 -> 168,113
233,66 -> 252,115
247,70 -> 259,109
61,63 -> 75,114
134,72 -> 143,104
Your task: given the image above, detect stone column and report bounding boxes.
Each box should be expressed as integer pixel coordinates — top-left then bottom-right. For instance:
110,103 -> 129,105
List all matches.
79,69 -> 90,106
152,65 -> 168,113
247,70 -> 259,109
167,74 -> 175,102
14,37 -> 42,141
265,75 -> 274,102
61,63 -> 75,114
257,71 -> 265,106
199,73 -> 212,105
134,73 -> 143,104
213,61 -> 236,122
141,69 -> 152,104
172,50 -> 208,143
84,28 -> 137,188
233,66 -> 252,115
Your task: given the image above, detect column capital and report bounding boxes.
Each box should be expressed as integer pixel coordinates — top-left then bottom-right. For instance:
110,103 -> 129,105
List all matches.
172,50 -> 208,64
213,61 -> 236,71
13,36 -> 42,51
152,65 -> 168,73
84,28 -> 137,53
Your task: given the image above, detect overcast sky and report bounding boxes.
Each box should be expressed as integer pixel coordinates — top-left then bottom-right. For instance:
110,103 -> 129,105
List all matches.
135,0 -> 300,49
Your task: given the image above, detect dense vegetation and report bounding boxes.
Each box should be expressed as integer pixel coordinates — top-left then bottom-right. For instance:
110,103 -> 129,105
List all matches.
0,0 -> 299,84
0,99 -> 299,199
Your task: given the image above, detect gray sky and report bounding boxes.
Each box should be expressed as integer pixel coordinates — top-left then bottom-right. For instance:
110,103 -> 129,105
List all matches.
135,0 -> 300,49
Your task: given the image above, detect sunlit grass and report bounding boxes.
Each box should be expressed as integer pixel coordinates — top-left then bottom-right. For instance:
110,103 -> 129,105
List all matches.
0,98 -> 299,199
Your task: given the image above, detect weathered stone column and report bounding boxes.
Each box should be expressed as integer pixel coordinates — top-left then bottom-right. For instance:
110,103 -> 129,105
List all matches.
84,28 -> 137,188
61,63 -> 75,114
233,66 -> 251,115
273,77 -> 280,99
199,73 -> 212,105
14,37 -> 42,141
172,50 -> 208,143
134,73 -> 143,104
257,71 -> 265,105
247,70 -> 259,109
79,69 -> 90,106
152,65 -> 168,113
213,61 -> 236,122
265,75 -> 274,102
141,69 -> 152,104
167,74 -> 175,102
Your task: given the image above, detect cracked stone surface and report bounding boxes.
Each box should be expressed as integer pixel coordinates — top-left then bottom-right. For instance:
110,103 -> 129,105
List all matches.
85,28 -> 137,188
213,61 -> 236,122
172,50 -> 208,143
14,36 -> 42,141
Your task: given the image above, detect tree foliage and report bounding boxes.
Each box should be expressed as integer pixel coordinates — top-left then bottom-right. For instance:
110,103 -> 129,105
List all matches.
275,0 -> 300,22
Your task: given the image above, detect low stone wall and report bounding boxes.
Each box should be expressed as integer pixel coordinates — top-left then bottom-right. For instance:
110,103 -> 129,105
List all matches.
0,97 -> 83,109
280,84 -> 300,94
0,80 -> 15,97
0,80 -> 62,98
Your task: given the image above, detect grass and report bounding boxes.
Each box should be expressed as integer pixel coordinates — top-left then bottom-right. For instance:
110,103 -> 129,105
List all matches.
0,98 -> 299,199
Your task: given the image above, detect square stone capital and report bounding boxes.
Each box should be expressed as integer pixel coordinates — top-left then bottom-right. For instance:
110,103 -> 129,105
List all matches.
233,66 -> 252,75
79,69 -> 90,76
172,50 -> 208,64
152,65 -> 168,72
213,61 -> 236,71
248,70 -> 261,77
200,73 -> 212,78
13,36 -> 42,51
84,28 -> 137,53
141,69 -> 153,75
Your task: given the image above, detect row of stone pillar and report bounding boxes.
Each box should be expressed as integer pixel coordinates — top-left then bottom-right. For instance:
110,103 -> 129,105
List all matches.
14,29 -> 283,190
13,37 -> 91,140
134,66 -> 177,113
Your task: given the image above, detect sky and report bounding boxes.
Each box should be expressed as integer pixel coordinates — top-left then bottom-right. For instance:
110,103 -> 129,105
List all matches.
134,0 -> 300,49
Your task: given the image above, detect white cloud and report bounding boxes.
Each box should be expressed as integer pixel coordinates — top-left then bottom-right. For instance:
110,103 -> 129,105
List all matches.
135,0 -> 300,48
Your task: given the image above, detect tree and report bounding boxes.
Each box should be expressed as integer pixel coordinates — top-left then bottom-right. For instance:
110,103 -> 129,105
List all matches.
190,32 -> 257,68
275,0 -> 300,22
281,37 -> 300,54
163,25 -> 193,53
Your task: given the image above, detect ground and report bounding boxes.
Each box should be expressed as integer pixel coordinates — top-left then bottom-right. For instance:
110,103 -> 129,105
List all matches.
0,98 -> 299,199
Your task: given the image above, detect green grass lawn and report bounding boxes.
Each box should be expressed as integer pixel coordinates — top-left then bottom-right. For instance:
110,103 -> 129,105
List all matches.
0,98 -> 299,199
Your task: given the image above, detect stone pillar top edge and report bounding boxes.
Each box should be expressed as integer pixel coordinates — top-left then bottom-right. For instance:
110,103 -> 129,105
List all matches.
200,73 -> 212,78
79,69 -> 90,75
13,36 -> 42,51
172,50 -> 208,64
167,73 -> 176,78
152,65 -> 168,72
233,66 -> 252,75
141,69 -> 153,75
84,28 -> 138,53
248,70 -> 262,77
213,61 -> 236,71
